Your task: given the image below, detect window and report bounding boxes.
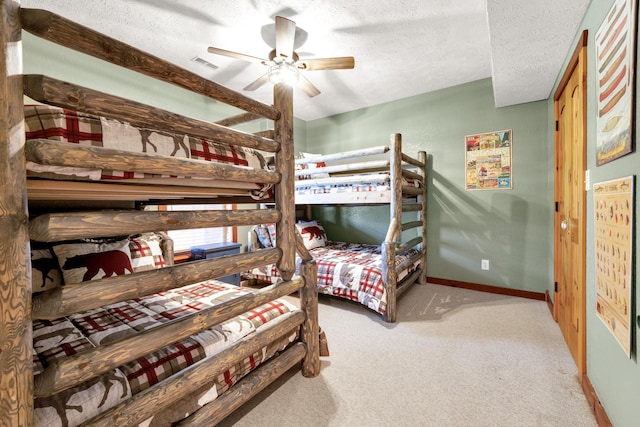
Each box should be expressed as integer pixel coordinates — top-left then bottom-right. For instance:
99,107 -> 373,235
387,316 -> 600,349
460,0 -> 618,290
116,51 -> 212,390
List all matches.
164,204 -> 233,252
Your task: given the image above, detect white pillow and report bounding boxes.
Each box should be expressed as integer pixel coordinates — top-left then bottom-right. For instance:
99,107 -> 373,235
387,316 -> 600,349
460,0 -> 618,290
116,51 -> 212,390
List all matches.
53,239 -> 133,284
129,233 -> 166,272
295,220 -> 328,250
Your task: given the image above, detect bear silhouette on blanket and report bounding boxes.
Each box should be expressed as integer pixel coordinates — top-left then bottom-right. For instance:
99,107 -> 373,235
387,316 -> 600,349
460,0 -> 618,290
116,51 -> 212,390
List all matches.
63,250 -> 133,281
301,226 -> 325,241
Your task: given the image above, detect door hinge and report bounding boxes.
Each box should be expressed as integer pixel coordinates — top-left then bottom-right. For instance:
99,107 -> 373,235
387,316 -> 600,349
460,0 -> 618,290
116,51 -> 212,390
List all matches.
554,282 -> 558,292
555,120 -> 559,131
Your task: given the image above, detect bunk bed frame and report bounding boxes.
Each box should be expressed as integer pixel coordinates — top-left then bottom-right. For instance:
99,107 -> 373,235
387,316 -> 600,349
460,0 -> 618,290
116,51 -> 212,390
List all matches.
292,134 -> 428,323
295,133 -> 427,322
0,2 -> 319,426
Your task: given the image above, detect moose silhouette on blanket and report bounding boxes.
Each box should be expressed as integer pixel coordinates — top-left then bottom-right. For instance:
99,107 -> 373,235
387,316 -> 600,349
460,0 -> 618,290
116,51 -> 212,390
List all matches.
63,250 -> 133,281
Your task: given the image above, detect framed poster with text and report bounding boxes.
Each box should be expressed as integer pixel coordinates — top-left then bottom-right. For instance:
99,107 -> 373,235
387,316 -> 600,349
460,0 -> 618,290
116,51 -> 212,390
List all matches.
465,129 -> 512,190
595,0 -> 637,165
594,175 -> 634,357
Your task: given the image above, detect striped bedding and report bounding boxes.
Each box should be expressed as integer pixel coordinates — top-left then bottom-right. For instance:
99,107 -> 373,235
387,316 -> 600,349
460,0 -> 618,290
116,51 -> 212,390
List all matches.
294,173 -> 421,197
244,241 -> 421,316
32,280 -> 297,427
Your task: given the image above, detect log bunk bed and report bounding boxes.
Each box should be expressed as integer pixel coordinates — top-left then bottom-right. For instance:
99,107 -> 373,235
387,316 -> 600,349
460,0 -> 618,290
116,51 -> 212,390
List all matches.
245,134 -> 427,323
0,2 -> 319,427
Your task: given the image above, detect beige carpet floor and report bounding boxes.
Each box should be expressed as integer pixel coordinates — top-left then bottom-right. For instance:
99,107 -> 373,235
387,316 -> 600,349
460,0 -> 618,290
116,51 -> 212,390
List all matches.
219,283 -> 598,427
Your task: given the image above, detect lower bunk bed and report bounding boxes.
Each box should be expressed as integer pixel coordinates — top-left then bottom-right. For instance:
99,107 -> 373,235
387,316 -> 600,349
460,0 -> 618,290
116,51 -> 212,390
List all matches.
244,219 -> 424,322
28,226 -> 315,427
33,277 -> 298,427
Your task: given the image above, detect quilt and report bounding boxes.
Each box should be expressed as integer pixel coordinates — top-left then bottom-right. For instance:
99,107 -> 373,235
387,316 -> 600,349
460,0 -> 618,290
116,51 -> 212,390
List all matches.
24,105 -> 272,199
244,241 -> 421,315
32,280 -> 297,427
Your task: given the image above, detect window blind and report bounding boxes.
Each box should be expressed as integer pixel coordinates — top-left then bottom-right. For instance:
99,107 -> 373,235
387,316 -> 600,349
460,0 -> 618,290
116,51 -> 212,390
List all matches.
165,204 -> 231,251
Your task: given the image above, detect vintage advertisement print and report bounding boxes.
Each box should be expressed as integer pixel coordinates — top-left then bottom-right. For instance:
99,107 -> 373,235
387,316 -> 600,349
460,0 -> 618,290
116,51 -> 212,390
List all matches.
465,129 -> 512,190
593,175 -> 634,356
595,0 -> 637,165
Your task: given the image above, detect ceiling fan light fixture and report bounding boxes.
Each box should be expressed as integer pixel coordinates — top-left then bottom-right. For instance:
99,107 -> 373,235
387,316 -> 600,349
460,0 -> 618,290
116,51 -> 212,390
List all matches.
207,16 -> 353,97
268,62 -> 300,87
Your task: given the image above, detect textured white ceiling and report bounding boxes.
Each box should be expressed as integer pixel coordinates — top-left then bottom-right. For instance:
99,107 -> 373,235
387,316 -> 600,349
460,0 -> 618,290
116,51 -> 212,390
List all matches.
22,0 -> 590,121
487,0 -> 591,107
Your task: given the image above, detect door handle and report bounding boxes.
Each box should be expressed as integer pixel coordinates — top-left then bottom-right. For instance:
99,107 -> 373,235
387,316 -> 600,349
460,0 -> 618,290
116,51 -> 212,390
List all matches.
561,220 -> 568,230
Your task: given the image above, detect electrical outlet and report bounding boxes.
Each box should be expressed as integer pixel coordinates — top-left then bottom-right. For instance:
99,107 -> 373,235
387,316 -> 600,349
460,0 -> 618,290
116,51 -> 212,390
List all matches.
481,259 -> 489,270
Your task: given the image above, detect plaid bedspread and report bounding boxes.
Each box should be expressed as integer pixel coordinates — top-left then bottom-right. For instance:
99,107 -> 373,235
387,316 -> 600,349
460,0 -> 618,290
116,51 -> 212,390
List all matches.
244,241 -> 421,315
32,280 -> 297,427
24,105 -> 271,199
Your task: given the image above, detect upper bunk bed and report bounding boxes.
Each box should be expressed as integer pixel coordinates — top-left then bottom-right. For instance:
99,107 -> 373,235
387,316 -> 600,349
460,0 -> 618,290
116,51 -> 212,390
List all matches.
0,3 -> 320,426
293,134 -> 426,206
245,134 -> 428,322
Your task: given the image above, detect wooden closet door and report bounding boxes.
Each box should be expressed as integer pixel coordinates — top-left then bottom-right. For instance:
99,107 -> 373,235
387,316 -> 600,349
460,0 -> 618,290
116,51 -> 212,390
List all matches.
554,33 -> 587,376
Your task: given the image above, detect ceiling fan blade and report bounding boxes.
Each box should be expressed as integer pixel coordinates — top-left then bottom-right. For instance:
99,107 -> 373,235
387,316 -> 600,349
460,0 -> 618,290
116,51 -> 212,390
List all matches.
298,74 -> 321,98
207,46 -> 267,64
298,57 -> 355,71
243,72 -> 271,91
275,16 -> 296,60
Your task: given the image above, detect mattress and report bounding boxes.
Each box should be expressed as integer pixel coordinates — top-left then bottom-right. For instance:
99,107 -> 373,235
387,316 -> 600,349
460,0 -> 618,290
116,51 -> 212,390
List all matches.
24,105 -> 272,200
32,280 -> 297,427
244,241 -> 421,315
294,172 -> 421,197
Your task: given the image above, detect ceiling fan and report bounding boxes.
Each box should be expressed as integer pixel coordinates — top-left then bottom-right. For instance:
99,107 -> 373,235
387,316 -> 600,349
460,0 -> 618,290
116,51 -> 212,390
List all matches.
207,16 -> 355,97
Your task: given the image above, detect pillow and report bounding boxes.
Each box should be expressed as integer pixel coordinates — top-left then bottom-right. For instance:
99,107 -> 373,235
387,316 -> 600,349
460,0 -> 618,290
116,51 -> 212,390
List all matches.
30,247 -> 62,293
254,225 -> 274,249
295,220 -> 328,250
296,152 -> 329,180
266,223 -> 276,245
129,233 -> 166,272
53,239 -> 134,284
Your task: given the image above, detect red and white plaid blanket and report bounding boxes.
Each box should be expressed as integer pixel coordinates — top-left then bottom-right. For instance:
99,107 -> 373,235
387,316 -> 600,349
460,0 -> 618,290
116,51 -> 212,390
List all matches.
32,280 -> 297,427
24,105 -> 272,199
244,241 -> 421,315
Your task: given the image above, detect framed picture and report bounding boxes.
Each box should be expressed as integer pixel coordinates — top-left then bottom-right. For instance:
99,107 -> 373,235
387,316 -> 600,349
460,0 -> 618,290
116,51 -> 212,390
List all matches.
595,0 -> 637,166
594,175 -> 635,357
465,129 -> 512,190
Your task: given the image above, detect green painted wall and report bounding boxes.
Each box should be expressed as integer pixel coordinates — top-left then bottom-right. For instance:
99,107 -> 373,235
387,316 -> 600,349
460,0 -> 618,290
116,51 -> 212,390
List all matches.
548,2 -> 640,426
305,79 -> 551,294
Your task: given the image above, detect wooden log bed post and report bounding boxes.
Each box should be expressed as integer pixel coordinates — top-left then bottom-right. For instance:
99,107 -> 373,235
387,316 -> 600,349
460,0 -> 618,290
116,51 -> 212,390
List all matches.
0,1 -> 33,426
419,150 -> 427,285
273,82 -> 320,374
273,83 -> 295,281
382,219 -> 399,323
299,259 -> 320,377
295,224 -> 320,376
382,133 -> 403,323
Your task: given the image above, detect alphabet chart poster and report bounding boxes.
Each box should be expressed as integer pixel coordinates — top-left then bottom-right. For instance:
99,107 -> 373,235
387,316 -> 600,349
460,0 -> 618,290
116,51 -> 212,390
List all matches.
594,175 -> 634,356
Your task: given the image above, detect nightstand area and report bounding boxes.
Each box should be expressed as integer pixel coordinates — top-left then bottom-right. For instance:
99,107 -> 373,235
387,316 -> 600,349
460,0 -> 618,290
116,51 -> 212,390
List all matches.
190,242 -> 242,285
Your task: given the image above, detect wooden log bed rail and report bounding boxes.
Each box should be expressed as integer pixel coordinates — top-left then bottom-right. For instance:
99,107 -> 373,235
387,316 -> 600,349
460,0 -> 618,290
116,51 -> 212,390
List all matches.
0,2 -> 319,426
